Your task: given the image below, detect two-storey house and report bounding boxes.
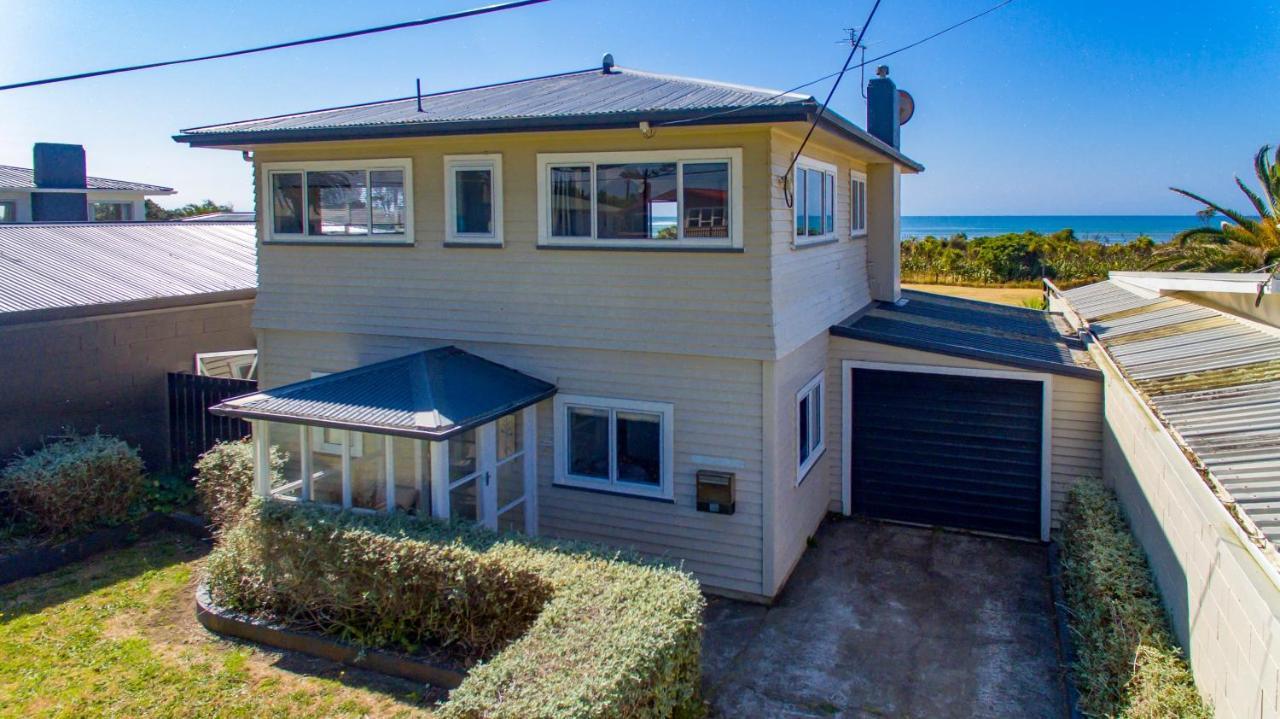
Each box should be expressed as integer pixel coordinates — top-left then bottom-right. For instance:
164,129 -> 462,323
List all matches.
180,57 -> 1102,601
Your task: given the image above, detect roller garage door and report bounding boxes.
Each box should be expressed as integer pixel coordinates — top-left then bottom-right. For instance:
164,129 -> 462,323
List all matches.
850,368 -> 1044,539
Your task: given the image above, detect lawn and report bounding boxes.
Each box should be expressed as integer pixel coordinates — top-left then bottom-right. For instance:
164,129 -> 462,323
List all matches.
0,533 -> 441,718
902,283 -> 1044,307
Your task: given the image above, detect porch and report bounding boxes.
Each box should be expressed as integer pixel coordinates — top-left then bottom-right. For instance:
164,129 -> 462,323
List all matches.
209,346 -> 556,533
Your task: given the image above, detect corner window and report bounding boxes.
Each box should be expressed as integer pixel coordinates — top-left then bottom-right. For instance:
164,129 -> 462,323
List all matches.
538,149 -> 742,249
445,155 -> 502,245
263,159 -> 412,243
796,372 -> 824,483
793,157 -> 837,246
850,171 -> 867,236
0,201 -> 15,223
553,394 -> 674,499
92,201 -> 133,222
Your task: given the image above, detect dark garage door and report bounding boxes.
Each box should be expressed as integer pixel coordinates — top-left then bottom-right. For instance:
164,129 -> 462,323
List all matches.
850,368 -> 1043,539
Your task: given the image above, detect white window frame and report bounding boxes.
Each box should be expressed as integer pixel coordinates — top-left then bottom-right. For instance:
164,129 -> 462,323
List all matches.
536,148 -> 743,250
850,169 -> 868,238
444,154 -> 503,246
260,158 -> 414,244
308,372 -> 362,456
91,200 -> 133,222
552,394 -> 675,500
793,156 -> 838,247
796,372 -> 825,483
0,200 -> 15,223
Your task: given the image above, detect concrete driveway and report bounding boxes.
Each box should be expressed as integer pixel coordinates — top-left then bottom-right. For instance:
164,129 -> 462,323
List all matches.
702,517 -> 1067,718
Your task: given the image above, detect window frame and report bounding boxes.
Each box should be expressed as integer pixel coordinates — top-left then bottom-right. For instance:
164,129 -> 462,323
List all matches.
260,158 -> 414,245
850,169 -> 868,238
536,148 -> 743,250
796,371 -> 825,484
444,154 -> 503,246
552,393 -> 675,500
91,200 -> 133,222
793,156 -> 839,247
0,200 -> 16,223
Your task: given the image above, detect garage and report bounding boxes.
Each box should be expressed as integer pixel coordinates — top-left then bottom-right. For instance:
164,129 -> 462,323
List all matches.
849,367 -> 1045,539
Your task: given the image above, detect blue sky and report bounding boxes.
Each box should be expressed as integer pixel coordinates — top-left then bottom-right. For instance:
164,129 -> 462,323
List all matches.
1,0 -> 1276,215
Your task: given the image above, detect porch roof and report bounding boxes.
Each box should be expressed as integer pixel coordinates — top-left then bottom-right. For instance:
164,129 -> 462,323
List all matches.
209,347 -> 556,440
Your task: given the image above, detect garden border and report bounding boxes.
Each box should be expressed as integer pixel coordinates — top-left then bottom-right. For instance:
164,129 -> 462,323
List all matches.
0,512 -> 210,586
1047,541 -> 1084,719
194,583 -> 466,689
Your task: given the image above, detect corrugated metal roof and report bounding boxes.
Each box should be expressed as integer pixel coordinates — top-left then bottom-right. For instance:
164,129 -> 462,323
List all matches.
0,164 -> 174,193
1061,280 -> 1280,543
179,212 -> 256,222
0,222 -> 256,322
211,347 -> 556,440
830,289 -> 1099,379
174,66 -> 924,171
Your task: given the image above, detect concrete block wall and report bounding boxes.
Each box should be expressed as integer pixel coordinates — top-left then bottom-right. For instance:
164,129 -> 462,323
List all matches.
1099,351 -> 1280,718
0,300 -> 255,471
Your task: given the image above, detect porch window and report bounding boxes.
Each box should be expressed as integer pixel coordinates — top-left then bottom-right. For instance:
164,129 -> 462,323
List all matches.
793,157 -> 837,246
850,170 -> 868,236
796,372 -> 825,483
554,394 -> 674,500
263,159 -> 411,243
445,154 -> 503,245
538,149 -> 742,249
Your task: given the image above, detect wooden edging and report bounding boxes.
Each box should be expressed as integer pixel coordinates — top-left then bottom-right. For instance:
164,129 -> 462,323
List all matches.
194,583 -> 465,689
0,512 -> 211,587
1047,542 -> 1084,719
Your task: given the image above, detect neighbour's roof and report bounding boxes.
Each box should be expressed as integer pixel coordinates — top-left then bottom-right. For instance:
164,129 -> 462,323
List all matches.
0,164 -> 174,194
830,289 -> 1099,379
211,347 -> 556,440
174,66 -> 923,171
0,222 -> 256,325
1061,280 -> 1280,543
179,211 -> 256,222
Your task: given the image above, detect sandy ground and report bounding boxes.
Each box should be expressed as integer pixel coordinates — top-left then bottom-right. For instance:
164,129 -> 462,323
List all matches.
903,283 -> 1043,307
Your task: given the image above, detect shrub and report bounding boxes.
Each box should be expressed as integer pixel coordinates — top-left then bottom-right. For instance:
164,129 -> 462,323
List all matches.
206,500 -> 705,718
0,432 -> 144,538
194,439 -> 280,531
1061,481 -> 1211,718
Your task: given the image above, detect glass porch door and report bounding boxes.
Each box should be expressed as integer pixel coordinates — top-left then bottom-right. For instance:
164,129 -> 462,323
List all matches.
431,405 -> 537,534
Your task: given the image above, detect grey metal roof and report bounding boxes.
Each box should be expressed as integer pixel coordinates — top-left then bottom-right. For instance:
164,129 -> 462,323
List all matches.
0,222 -> 256,324
0,164 -> 174,194
174,66 -> 923,171
179,212 -> 256,222
211,347 -> 556,440
1061,280 -> 1280,543
830,289 -> 1099,379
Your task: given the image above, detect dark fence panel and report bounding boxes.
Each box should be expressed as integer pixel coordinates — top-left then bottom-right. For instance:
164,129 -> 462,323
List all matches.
168,373 -> 256,472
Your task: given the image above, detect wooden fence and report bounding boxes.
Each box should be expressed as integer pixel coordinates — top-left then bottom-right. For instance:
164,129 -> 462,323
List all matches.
167,372 -> 256,472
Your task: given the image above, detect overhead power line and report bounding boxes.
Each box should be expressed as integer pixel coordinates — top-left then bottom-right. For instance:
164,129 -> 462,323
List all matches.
659,0 -> 1016,130
0,0 -> 552,93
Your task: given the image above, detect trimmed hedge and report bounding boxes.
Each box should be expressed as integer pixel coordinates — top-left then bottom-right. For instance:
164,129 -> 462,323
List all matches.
0,432 -> 144,538
194,439 -> 280,532
205,500 -> 705,719
1061,481 -> 1211,718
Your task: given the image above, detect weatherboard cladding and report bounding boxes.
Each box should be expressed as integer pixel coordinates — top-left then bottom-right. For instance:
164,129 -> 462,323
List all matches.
0,165 -> 173,193
210,347 -> 556,440
1062,280 -> 1280,542
829,289 -> 1098,379
0,222 -> 256,320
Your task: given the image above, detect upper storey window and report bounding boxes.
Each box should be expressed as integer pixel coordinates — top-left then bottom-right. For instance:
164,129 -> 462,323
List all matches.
537,149 -> 743,250
793,156 -> 837,246
264,159 -> 412,243
445,154 -> 503,246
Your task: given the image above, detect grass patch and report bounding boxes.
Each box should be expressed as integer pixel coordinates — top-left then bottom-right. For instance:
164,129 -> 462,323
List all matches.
1061,481 -> 1211,718
0,533 -> 440,718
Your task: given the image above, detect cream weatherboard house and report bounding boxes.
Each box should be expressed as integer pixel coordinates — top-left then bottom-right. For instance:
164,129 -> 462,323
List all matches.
179,58 -> 1102,602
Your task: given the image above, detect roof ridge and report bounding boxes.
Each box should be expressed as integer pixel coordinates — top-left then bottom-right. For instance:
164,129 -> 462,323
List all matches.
612,66 -> 814,102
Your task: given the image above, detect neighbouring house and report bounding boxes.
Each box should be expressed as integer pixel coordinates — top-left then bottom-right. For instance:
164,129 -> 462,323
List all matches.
177,57 -> 1103,602
1050,271 -> 1280,718
0,143 -> 175,223
0,221 -> 257,471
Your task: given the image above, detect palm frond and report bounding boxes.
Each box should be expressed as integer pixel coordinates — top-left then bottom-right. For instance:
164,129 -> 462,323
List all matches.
1170,187 -> 1261,231
1236,176 -> 1271,219
1256,145 -> 1280,210
1170,226 -> 1226,246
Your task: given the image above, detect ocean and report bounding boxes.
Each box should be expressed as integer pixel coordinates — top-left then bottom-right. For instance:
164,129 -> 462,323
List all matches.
900,215 -> 1217,244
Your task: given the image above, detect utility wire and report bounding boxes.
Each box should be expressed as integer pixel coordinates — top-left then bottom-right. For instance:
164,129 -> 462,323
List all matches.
0,0 -> 552,92
658,0 -> 1015,130
779,0 -> 883,187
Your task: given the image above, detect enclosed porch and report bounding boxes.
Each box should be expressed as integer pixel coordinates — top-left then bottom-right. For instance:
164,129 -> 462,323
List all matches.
209,347 -> 556,533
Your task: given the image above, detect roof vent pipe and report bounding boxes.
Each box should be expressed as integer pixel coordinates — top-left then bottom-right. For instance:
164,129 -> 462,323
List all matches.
601,52 -> 615,74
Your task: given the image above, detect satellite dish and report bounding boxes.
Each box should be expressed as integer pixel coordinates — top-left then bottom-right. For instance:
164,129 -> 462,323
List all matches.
898,90 -> 916,125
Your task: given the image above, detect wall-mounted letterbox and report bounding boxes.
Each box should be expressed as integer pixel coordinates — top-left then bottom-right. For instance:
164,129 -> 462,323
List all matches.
696,470 -> 735,515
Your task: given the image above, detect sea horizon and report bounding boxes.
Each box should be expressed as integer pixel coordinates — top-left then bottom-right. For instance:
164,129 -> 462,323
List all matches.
901,214 -> 1225,244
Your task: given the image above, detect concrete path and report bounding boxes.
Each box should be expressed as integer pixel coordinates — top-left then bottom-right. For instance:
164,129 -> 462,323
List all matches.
702,517 -> 1067,718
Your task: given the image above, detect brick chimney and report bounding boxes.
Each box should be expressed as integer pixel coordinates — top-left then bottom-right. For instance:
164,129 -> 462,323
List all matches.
866,66 -> 900,149
31,143 -> 88,222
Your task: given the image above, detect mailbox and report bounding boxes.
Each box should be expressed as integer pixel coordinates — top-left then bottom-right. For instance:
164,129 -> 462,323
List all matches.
696,470 -> 735,515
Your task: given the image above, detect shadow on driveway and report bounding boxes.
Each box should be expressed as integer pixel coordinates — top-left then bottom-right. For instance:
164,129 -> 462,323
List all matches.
702,517 -> 1067,718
